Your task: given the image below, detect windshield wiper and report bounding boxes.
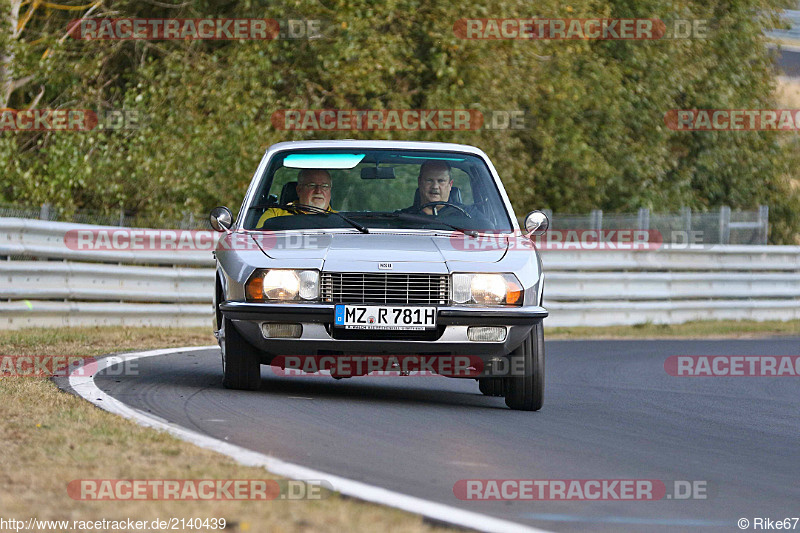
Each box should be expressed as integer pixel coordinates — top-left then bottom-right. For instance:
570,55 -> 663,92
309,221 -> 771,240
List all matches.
357,212 -> 478,238
253,202 -> 370,234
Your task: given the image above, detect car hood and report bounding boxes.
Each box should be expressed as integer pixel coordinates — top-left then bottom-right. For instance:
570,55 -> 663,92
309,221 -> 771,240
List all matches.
253,232 -> 508,264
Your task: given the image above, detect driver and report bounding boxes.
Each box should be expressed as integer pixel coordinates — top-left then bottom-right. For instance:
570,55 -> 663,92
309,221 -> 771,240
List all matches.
257,169 -> 334,227
400,160 -> 461,215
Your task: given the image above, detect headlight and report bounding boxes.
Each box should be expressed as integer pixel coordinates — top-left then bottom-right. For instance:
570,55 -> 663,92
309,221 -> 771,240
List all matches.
246,269 -> 319,301
451,273 -> 523,306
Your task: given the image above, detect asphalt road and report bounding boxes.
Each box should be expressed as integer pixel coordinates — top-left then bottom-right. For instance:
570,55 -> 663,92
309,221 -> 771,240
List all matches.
83,338 -> 800,532
778,48 -> 800,77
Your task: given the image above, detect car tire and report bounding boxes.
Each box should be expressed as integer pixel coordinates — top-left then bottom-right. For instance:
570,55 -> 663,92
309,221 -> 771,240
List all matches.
504,322 -> 544,411
478,377 -> 505,396
219,316 -> 261,391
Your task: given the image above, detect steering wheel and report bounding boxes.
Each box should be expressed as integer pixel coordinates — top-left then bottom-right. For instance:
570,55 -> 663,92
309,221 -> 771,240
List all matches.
416,201 -> 472,218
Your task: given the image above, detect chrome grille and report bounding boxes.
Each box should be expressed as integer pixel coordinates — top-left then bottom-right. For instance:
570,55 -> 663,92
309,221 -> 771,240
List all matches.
321,273 -> 450,305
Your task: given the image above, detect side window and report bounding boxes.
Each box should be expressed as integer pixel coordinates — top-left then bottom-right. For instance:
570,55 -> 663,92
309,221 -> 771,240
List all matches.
243,167 -> 296,228
327,168 -> 352,210
270,167 -> 297,200
451,168 -> 473,204
466,166 -> 506,227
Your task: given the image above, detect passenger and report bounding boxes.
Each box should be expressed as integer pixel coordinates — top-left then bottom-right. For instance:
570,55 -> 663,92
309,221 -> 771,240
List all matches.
257,169 -> 333,227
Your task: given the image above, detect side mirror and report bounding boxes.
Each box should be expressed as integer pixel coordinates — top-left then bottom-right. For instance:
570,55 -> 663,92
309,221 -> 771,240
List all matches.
524,210 -> 549,237
209,206 -> 233,232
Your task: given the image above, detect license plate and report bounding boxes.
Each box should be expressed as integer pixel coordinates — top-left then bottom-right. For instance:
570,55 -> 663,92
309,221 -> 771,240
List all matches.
334,305 -> 437,330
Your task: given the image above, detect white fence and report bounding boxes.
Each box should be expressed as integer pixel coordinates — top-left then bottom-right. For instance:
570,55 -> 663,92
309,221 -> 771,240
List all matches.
1,217 -> 799,329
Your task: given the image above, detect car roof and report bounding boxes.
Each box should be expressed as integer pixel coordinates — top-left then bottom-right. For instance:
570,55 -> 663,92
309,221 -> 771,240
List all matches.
265,139 -> 490,159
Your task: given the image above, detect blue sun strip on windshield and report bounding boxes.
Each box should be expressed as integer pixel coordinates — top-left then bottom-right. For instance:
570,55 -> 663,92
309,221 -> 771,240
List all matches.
284,153 -> 366,169
398,156 -> 465,161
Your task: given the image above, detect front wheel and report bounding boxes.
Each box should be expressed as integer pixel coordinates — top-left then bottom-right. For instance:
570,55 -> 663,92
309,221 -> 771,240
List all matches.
504,322 -> 545,411
219,316 -> 261,390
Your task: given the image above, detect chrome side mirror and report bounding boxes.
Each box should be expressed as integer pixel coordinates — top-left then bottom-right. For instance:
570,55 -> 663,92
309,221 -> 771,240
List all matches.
524,210 -> 549,237
209,206 -> 233,232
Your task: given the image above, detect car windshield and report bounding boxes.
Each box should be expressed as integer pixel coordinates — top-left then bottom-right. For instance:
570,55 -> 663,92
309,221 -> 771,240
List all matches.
242,149 -> 514,232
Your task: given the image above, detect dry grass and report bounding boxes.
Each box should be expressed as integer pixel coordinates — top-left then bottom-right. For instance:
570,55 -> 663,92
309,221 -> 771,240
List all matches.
0,327 -> 449,533
776,77 -> 800,108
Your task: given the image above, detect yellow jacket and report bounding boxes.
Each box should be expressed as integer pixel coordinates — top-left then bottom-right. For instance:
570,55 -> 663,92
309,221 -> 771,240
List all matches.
257,203 -> 336,228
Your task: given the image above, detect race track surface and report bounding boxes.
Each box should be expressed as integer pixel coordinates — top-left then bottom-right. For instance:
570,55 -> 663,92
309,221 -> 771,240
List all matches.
778,48 -> 800,77
82,338 -> 800,532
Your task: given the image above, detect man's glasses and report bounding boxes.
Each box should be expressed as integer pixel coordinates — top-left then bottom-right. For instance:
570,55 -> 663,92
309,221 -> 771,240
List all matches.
298,183 -> 332,191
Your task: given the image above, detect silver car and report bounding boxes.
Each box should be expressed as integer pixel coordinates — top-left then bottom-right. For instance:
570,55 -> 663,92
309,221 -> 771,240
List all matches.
210,140 -> 549,411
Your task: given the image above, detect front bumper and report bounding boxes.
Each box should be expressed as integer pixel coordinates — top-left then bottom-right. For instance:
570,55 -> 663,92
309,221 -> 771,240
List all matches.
219,301 -> 548,360
219,301 -> 548,324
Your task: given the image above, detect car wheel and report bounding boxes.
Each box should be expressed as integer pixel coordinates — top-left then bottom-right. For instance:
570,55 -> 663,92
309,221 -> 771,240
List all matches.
504,322 -> 544,411
478,377 -> 505,396
219,316 -> 261,390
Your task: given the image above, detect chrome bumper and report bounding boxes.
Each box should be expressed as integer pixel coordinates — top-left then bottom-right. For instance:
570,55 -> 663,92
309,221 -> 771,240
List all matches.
220,301 -> 547,359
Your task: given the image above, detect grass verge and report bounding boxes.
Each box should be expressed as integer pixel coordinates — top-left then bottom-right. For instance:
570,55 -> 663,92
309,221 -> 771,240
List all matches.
0,327 -> 450,533
776,77 -> 800,108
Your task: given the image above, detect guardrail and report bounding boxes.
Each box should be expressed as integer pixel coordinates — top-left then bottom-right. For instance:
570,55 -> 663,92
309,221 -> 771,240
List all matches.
542,245 -> 800,326
529,205 -> 770,245
768,9 -> 800,42
1,218 -> 798,329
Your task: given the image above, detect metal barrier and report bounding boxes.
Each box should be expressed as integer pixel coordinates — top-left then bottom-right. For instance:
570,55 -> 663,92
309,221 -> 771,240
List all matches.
768,10 -> 800,43
1,218 -> 798,329
527,206 -> 770,245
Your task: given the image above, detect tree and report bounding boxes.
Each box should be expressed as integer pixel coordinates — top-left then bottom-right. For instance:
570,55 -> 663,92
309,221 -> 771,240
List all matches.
0,0 -> 797,242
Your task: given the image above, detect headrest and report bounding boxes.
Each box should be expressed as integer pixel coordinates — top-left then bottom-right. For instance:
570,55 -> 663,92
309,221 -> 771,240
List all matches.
280,182 -> 299,204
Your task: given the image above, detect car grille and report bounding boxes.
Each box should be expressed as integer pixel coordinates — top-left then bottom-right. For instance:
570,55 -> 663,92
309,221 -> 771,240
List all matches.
321,272 -> 450,305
